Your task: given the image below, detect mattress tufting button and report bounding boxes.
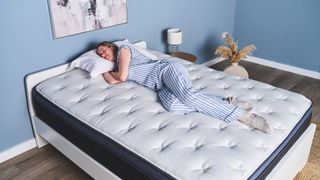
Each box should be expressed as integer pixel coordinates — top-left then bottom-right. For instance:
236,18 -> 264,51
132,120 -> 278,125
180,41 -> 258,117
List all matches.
276,94 -> 288,101
223,85 -> 230,89
188,123 -> 198,131
58,85 -> 67,91
125,124 -> 137,134
126,108 -> 137,115
156,110 -> 165,115
202,167 -> 211,174
257,143 -> 269,151
159,142 -> 174,152
262,108 -> 274,114
81,85 -> 89,90
265,84 -> 276,90
199,85 -> 207,90
288,107 -> 300,115
63,75 -> 70,79
256,96 -> 264,101
229,142 -> 238,150
234,76 -> 245,81
130,85 -> 137,89
77,98 -> 86,103
219,125 -> 227,131
218,123 -> 228,130
194,144 -> 203,151
100,109 -> 110,116
277,96 -> 288,101
103,96 -> 111,102
244,85 -> 254,90
234,164 -> 246,174
217,75 -> 225,80
158,123 -> 168,131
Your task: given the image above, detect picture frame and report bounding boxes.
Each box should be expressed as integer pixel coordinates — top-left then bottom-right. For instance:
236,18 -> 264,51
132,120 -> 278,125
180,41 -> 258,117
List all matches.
48,0 -> 128,38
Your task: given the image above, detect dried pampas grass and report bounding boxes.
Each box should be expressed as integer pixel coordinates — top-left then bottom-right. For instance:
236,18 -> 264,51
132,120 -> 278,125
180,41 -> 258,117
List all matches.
215,33 -> 256,63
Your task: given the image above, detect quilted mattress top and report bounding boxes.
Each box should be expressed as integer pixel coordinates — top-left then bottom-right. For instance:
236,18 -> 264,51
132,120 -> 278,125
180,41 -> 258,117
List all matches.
35,58 -> 311,180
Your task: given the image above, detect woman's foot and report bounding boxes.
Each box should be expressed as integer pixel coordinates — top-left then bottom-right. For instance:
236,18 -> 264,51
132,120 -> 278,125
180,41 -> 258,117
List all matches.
224,97 -> 253,111
239,112 -> 273,134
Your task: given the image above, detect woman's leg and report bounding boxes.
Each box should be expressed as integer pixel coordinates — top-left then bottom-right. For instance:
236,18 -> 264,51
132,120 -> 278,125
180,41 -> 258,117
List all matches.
158,87 -> 253,113
162,61 -> 245,123
158,88 -> 195,112
161,61 -> 273,133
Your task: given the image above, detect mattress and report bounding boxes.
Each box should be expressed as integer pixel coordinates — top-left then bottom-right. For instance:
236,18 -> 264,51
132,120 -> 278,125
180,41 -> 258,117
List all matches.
33,58 -> 312,180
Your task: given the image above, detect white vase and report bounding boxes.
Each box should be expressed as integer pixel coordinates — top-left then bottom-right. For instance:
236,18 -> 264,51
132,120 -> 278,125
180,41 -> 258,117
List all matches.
224,63 -> 249,78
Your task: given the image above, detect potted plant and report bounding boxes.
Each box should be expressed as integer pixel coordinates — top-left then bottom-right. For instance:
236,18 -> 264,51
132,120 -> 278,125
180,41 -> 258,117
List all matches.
215,32 -> 256,78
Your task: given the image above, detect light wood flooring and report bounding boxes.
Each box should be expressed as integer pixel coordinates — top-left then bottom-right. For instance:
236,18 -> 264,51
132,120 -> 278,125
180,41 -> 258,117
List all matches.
1,60 -> 319,180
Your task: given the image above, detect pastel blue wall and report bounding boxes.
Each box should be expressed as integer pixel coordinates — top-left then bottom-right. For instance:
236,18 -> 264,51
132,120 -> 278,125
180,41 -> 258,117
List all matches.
0,1 -> 236,151
234,0 -> 320,72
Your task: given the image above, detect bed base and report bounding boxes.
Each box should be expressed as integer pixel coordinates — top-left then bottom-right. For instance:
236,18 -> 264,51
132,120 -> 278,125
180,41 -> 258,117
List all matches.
32,114 -> 316,180
266,123 -> 315,179
34,116 -> 120,179
25,41 -> 316,180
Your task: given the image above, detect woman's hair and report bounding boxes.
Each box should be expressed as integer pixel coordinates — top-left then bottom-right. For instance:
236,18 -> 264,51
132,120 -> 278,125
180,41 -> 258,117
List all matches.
95,41 -> 118,55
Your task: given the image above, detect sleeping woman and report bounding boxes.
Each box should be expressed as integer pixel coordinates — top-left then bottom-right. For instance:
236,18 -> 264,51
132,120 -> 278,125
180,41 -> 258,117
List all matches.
96,41 -> 272,134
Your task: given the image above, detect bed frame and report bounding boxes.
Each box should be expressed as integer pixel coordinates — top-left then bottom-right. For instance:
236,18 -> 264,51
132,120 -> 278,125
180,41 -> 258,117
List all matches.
25,41 -> 316,180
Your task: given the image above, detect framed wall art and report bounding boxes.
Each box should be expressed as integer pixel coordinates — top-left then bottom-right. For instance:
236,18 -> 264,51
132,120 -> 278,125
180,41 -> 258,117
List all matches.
48,0 -> 128,38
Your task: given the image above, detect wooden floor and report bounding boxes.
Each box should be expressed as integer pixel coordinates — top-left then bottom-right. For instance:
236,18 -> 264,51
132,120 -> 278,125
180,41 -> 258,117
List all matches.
0,145 -> 92,180
1,60 -> 319,180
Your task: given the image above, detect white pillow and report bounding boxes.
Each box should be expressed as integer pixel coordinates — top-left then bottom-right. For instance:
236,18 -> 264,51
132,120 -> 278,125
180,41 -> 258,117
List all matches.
69,49 -> 115,78
114,40 -> 158,60
134,45 -> 159,60
147,49 -> 171,59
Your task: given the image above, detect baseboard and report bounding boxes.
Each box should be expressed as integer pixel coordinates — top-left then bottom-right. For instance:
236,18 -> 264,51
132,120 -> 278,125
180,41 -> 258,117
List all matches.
0,138 -> 36,163
202,56 -> 320,80
201,57 -> 225,67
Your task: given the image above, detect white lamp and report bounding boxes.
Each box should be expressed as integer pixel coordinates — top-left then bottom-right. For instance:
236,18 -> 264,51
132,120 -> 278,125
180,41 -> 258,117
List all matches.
167,28 -> 182,55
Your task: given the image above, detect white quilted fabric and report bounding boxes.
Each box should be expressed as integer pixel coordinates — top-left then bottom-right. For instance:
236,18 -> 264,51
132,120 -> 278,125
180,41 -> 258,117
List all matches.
36,58 -> 311,180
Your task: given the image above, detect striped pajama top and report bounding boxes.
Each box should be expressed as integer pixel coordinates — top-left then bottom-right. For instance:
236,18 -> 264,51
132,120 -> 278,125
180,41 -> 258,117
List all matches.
117,44 -> 168,91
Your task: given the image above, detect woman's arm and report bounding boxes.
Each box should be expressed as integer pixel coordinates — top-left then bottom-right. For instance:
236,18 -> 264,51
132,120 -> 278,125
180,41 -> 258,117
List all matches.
110,47 -> 131,81
102,72 -> 121,84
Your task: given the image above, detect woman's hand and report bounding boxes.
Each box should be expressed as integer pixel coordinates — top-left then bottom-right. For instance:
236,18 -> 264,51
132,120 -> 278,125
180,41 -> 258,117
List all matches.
102,72 -> 121,84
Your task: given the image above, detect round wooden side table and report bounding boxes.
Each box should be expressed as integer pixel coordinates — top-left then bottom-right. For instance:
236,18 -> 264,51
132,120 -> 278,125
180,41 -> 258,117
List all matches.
173,52 -> 197,63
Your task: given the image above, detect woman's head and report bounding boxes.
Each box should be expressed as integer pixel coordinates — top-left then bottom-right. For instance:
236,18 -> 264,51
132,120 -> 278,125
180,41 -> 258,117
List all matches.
96,41 -> 118,61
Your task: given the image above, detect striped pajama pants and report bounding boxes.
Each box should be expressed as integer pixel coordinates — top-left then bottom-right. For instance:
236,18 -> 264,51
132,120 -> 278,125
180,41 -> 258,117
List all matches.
157,61 -> 245,123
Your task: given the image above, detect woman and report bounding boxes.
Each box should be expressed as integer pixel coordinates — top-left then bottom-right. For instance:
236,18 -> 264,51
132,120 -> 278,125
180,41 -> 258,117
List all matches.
96,41 -> 272,134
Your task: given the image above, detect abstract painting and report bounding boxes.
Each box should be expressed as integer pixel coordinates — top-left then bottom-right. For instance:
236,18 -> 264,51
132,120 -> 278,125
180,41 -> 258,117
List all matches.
48,0 -> 127,38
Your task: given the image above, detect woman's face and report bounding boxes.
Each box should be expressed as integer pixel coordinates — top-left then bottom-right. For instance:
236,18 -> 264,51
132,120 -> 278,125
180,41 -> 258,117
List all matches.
97,45 -> 116,61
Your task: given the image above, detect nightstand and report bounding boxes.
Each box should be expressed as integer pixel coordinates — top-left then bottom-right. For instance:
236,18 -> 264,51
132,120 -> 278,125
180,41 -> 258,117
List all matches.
172,52 -> 197,63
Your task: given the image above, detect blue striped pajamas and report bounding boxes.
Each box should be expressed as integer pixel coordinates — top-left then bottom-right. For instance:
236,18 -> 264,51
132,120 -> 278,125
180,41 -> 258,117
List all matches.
118,45 -> 245,123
